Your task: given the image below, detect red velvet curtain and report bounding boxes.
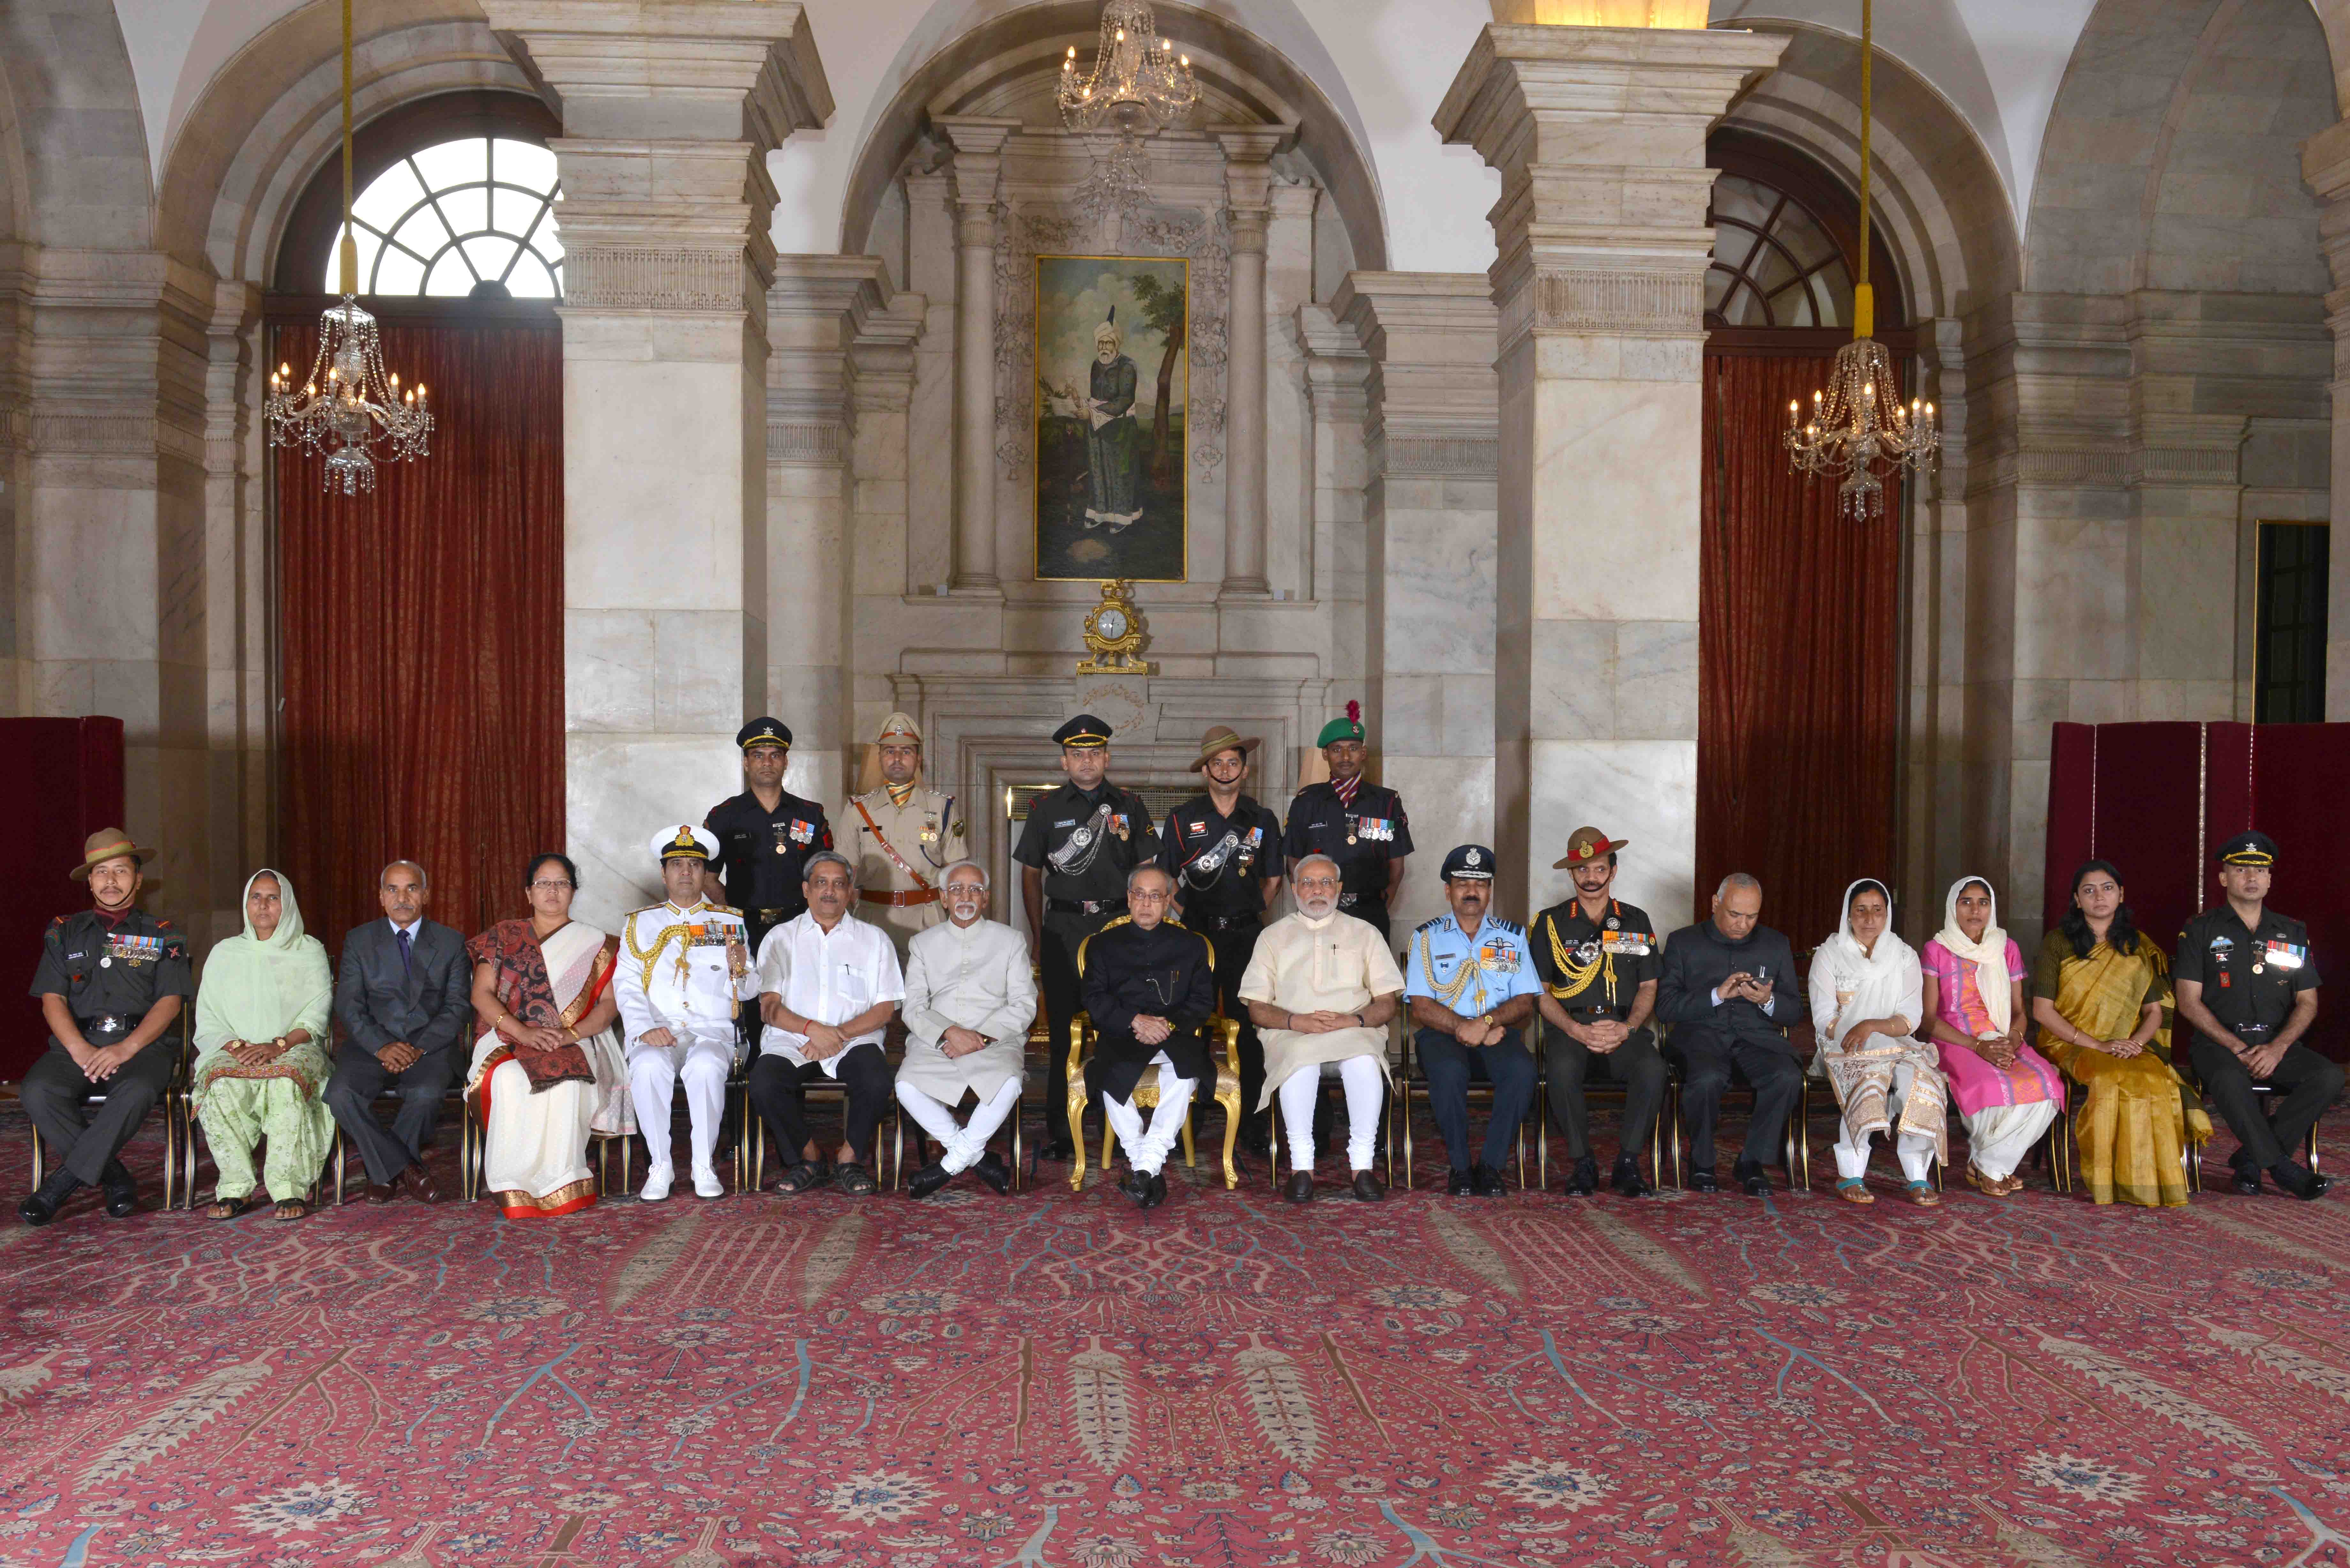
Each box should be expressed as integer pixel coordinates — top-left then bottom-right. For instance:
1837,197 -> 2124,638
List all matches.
274,318 -> 564,956
1697,352 -> 1901,947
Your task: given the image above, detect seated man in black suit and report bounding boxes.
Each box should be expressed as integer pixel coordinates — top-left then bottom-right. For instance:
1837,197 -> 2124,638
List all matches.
1657,872 -> 1807,1196
324,860 -> 471,1203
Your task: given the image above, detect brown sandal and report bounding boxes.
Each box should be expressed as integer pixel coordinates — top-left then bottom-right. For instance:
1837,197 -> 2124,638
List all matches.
273,1199 -> 310,1222
207,1195 -> 253,1220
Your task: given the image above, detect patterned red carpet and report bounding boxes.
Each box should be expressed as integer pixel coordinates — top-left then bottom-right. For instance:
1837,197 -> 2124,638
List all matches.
3,1111 -> 2348,1568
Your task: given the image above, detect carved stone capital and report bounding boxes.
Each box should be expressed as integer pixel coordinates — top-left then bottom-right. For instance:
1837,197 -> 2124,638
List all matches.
1515,261 -> 1707,340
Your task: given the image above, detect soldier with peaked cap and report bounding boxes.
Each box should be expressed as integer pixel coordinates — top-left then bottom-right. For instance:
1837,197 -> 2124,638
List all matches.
1016,712 -> 1158,1161
1160,723 -> 1285,1153
1283,701 -> 1412,942
703,717 -> 835,961
845,711 -> 969,962
614,825 -> 758,1202
1529,826 -> 1665,1198
1404,844 -> 1541,1196
18,829 -> 193,1226
2174,830 -> 2338,1200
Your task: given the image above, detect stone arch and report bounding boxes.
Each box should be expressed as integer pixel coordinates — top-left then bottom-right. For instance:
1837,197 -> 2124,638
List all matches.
838,0 -> 1388,271
155,0 -> 543,284
0,0 -> 152,249
1715,21 -> 2022,323
2027,0 -> 2332,296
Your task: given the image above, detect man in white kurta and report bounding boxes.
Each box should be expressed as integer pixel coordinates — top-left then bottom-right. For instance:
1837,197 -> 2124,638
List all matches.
615,825 -> 758,1201
752,851 -> 904,1196
1239,854 -> 1406,1203
898,862 -> 1038,1197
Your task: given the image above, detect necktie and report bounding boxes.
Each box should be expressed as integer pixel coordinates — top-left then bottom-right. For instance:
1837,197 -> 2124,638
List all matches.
398,926 -> 413,980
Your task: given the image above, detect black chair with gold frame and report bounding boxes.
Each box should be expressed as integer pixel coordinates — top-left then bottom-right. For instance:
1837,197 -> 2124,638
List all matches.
1531,1018 -> 1675,1192
1062,924 -> 1244,1193
10,1009 -> 196,1210
1392,1022 -> 1536,1191
1662,1020 -> 1812,1191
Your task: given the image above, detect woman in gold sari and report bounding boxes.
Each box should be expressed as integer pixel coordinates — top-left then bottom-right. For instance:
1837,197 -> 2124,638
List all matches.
2029,859 -> 2209,1206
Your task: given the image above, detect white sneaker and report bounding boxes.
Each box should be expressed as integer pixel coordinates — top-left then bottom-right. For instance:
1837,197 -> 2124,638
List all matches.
640,1166 -> 674,1202
692,1166 -> 724,1199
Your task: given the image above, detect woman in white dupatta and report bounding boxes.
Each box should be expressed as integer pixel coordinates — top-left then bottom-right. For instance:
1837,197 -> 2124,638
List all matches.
1808,879 -> 1947,1207
465,853 -> 633,1218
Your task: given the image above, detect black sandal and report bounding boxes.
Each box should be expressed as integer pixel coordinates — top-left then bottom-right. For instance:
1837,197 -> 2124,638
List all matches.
836,1163 -> 878,1197
776,1160 -> 831,1195
206,1195 -> 253,1221
273,1198 -> 310,1222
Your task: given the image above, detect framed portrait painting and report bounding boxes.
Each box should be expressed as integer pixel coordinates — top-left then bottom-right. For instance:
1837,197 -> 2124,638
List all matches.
1034,254 -> 1187,582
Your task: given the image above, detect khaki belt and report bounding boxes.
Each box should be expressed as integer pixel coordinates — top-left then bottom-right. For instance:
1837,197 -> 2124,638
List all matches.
861,888 -> 941,908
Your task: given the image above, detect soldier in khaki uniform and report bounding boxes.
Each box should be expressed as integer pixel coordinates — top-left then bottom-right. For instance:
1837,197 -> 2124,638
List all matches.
845,712 -> 970,961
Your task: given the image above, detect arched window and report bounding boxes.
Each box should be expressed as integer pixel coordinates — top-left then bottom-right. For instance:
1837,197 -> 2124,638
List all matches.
333,136 -> 563,299
1708,174 -> 1851,329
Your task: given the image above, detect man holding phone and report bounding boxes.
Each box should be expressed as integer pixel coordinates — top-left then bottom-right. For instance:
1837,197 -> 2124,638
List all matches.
1656,872 -> 1807,1195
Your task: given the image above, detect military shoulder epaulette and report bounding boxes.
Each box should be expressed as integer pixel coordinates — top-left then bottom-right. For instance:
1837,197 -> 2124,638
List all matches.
1414,915 -> 1449,935
1488,917 -> 1523,937
48,914 -> 67,929
155,917 -> 175,929
711,904 -> 742,916
624,903 -> 669,919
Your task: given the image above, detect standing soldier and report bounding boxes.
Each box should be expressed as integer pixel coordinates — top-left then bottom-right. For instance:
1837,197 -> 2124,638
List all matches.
1160,724 -> 1285,1154
1283,701 -> 1412,943
845,712 -> 968,963
1015,713 -> 1157,1161
702,717 -> 834,962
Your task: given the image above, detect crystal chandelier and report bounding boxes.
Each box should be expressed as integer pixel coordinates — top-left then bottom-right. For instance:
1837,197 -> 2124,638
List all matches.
1783,0 -> 1935,522
1058,0 -> 1199,137
265,0 -> 432,494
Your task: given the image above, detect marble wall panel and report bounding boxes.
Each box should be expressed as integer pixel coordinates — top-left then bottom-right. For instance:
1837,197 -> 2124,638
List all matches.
1383,753 -> 1494,936
566,733 -> 748,931
565,356 -> 754,614
1524,738 -> 1697,929
1526,378 -> 1702,624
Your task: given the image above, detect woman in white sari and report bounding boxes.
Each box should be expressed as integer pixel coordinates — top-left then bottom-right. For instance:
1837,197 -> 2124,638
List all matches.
465,853 -> 632,1217
1808,879 -> 1947,1206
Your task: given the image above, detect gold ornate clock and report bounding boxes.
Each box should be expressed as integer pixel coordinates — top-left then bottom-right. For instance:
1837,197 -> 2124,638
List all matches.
1078,578 -> 1156,675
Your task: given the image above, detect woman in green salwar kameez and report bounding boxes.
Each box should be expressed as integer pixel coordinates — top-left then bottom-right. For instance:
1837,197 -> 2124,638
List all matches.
193,870 -> 335,1220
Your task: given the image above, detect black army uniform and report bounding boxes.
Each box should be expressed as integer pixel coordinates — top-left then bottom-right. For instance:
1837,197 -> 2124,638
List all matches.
1014,714 -> 1157,1156
1528,828 -> 1666,1197
1160,726 -> 1285,1148
703,717 -> 834,958
19,832 -> 193,1224
1283,710 -> 1411,942
2174,831 -> 2339,1198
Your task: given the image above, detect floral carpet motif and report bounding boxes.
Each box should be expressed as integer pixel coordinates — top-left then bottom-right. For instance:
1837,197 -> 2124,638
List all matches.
2,1109 -> 2348,1567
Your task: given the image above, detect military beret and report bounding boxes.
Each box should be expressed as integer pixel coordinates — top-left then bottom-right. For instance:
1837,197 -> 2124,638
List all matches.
1441,844 -> 1497,882
2216,830 -> 2278,867
737,717 -> 792,750
1054,713 -> 1113,749
1317,698 -> 1365,750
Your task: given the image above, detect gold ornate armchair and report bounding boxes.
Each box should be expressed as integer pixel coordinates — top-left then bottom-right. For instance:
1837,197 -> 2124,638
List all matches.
1064,929 -> 1243,1191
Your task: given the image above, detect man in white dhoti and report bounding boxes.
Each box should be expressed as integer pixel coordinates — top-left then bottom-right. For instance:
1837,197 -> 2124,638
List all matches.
1239,855 -> 1406,1204
753,852 -> 904,1198
898,862 -> 1038,1198
615,825 -> 757,1201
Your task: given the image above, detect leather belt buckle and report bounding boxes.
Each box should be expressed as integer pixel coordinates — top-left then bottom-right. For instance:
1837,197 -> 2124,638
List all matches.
1338,893 -> 1359,907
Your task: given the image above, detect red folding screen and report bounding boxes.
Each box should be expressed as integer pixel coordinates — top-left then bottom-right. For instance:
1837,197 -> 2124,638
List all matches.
2045,721 -> 2350,1059
0,718 -> 125,1080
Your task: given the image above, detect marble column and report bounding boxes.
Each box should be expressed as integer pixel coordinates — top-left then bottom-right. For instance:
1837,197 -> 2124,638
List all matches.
1214,127 -> 1290,600
479,0 -> 831,929
0,240 -> 25,710
202,280 -> 267,940
1333,272 -> 1500,935
2305,119 -> 2350,717
937,117 -> 1019,597
1437,23 -> 1784,924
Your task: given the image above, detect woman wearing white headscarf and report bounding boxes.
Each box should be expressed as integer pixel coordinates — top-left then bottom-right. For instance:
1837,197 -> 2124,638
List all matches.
192,869 -> 336,1220
1921,876 -> 2063,1195
1808,879 -> 1946,1206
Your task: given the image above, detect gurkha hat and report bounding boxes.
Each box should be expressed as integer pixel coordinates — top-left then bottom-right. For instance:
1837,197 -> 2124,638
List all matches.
1188,724 -> 1261,772
1054,713 -> 1113,750
1440,844 -> 1497,882
652,823 -> 717,864
69,827 -> 157,882
2216,829 -> 2278,867
1553,825 -> 1629,870
875,711 -> 923,745
736,717 -> 792,751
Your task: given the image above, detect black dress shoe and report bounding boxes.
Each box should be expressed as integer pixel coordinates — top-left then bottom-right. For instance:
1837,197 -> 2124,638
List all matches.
972,1153 -> 1012,1195
1122,1168 -> 1152,1205
1470,1163 -> 1505,1196
1447,1167 -> 1474,1196
19,1172 -> 78,1227
1569,1156 -> 1599,1196
1143,1171 -> 1168,1209
102,1180 -> 137,1219
907,1160 -> 953,1199
363,1180 -> 398,1204
1612,1155 -> 1650,1199
2272,1161 -> 2331,1201
2233,1160 -> 2264,1196
1283,1171 -> 1315,1205
1690,1169 -> 1720,1194
1351,1170 -> 1386,1202
1734,1159 -> 1770,1197
404,1165 -> 446,1205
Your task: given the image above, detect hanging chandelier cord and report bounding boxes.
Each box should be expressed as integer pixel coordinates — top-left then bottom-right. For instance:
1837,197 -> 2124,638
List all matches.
339,0 -> 357,298
1854,0 -> 1872,340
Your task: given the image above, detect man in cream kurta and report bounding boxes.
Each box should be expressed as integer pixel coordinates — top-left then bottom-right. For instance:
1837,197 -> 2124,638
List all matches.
846,712 -> 970,961
752,852 -> 904,1197
616,825 -> 759,1202
1238,854 -> 1406,1203
898,861 -> 1038,1197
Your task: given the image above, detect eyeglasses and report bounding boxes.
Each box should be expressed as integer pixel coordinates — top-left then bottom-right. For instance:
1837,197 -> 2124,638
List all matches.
1128,888 -> 1172,904
944,883 -> 987,897
529,880 -> 574,892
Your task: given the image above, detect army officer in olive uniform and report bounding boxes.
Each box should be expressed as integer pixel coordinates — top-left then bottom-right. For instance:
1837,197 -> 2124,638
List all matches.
845,711 -> 968,961
1017,713 -> 1157,1161
703,717 -> 835,959
2174,830 -> 2338,1200
1283,702 -> 1411,941
1529,825 -> 1664,1198
19,829 -> 194,1226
